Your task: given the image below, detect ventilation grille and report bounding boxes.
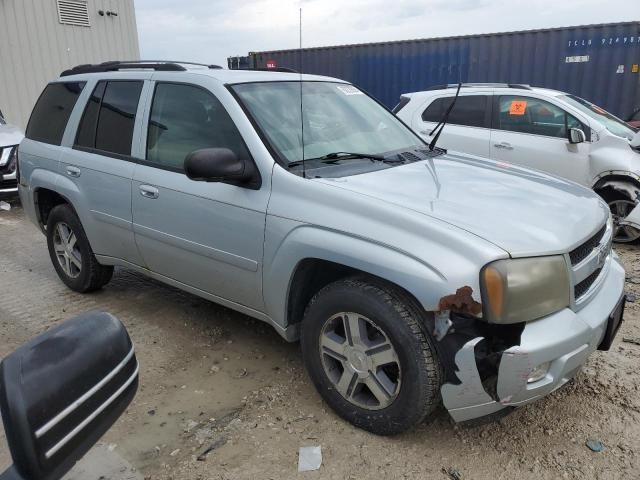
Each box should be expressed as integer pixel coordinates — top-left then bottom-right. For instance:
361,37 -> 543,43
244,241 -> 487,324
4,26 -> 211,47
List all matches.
57,0 -> 90,27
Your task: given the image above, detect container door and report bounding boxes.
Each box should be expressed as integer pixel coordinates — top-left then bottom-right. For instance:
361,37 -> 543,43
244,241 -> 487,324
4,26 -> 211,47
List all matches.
489,95 -> 591,186
413,94 -> 491,158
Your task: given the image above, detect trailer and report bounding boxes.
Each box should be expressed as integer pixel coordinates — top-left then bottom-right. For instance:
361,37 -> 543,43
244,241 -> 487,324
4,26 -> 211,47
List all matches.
228,22 -> 640,121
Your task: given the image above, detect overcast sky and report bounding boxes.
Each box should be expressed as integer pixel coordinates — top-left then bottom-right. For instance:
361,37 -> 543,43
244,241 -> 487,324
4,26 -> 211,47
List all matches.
134,0 -> 638,67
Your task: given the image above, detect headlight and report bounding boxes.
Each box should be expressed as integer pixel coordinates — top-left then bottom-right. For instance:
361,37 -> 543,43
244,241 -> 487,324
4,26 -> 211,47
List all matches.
480,256 -> 570,324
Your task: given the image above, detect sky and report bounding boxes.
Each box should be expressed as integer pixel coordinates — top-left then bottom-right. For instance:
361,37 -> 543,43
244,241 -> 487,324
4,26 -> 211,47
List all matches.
133,0 -> 639,67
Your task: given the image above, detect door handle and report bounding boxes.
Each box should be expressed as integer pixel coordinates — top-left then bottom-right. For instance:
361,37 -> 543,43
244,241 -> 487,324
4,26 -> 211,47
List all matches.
139,185 -> 159,199
493,142 -> 514,151
65,166 -> 81,177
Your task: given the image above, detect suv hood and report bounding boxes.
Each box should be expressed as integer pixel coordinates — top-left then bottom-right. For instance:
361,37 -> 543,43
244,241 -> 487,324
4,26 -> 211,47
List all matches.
0,123 -> 24,147
317,153 -> 608,257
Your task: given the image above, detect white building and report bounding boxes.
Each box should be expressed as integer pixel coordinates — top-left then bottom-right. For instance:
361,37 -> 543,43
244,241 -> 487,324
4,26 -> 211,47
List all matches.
0,0 -> 140,128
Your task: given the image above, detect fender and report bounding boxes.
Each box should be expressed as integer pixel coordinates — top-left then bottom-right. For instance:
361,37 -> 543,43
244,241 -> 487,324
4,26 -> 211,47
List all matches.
263,223 -> 473,334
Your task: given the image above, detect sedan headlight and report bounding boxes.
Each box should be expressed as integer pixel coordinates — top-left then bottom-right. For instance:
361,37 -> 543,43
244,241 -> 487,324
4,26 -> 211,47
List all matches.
480,256 -> 570,324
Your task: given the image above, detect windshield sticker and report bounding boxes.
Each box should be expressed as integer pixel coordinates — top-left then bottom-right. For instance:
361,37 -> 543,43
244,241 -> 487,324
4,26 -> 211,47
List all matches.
336,85 -> 363,96
509,100 -> 527,116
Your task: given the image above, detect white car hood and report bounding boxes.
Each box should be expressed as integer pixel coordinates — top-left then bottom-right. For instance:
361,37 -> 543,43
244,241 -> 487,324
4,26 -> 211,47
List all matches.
318,154 -> 609,257
0,123 -> 24,147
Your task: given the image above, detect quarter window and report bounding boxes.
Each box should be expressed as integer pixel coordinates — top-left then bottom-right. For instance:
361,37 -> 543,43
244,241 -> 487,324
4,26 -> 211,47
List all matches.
26,82 -> 86,145
495,96 -> 585,139
422,95 -> 488,128
75,81 -> 143,156
146,83 -> 250,170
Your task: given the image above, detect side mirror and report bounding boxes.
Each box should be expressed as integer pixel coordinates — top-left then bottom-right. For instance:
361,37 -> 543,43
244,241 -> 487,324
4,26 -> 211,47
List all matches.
568,128 -> 586,144
184,148 -> 253,183
0,311 -> 138,480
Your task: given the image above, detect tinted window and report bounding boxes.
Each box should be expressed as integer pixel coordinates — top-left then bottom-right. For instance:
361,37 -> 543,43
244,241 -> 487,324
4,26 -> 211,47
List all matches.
95,82 -> 143,156
26,82 -> 85,145
422,95 -> 488,127
75,81 -> 106,148
496,96 -> 585,139
146,83 -> 250,170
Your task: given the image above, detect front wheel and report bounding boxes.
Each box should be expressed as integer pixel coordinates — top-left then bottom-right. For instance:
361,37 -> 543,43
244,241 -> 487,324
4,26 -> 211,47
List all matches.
300,277 -> 442,435
601,189 -> 640,243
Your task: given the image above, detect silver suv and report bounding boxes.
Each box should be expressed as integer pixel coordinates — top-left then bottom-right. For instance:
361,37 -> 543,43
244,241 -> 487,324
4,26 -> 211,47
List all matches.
18,61 -> 625,434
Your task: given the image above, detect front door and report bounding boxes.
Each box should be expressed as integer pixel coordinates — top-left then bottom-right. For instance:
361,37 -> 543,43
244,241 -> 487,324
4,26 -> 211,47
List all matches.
131,80 -> 269,311
489,95 -> 591,186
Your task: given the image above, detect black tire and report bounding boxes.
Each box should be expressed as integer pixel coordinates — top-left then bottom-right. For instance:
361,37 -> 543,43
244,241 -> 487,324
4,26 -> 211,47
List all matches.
300,276 -> 442,435
46,204 -> 113,292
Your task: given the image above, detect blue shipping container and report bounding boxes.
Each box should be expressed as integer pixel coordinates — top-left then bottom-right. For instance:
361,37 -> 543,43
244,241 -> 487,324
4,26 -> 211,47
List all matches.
233,22 -> 640,121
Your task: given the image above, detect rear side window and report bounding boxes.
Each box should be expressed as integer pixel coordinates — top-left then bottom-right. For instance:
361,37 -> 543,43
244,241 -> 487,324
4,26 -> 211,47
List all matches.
422,95 -> 488,128
75,80 -> 143,156
146,83 -> 250,171
26,82 -> 85,145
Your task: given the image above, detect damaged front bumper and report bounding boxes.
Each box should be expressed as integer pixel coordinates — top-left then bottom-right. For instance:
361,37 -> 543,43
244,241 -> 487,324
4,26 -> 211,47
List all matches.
441,252 -> 625,422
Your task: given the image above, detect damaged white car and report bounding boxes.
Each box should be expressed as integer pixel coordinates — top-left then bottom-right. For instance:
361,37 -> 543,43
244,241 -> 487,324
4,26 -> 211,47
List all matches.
395,84 -> 640,243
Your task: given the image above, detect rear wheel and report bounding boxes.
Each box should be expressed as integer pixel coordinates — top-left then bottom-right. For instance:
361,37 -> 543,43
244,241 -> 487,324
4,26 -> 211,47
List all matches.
300,277 -> 442,435
46,204 -> 113,292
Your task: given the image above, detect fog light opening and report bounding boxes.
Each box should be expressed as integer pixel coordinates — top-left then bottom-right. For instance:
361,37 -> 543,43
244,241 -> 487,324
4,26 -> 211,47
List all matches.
527,362 -> 551,384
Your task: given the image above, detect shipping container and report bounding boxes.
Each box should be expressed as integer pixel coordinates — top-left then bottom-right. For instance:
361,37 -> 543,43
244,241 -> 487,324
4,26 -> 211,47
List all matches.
229,22 -> 640,121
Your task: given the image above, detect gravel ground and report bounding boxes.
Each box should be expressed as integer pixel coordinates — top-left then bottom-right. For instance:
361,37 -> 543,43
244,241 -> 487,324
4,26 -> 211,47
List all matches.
1,201 -> 639,479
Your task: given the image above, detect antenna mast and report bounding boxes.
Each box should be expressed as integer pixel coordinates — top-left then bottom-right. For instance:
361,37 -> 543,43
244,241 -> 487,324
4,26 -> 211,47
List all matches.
299,7 -> 306,178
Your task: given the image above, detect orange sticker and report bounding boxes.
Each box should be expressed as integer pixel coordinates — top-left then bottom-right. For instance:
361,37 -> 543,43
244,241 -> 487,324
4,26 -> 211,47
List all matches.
509,100 -> 527,115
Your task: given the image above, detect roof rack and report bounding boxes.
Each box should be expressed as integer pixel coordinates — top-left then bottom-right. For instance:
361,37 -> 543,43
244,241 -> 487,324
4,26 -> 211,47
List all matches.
425,83 -> 532,90
235,67 -> 298,73
60,60 -> 223,77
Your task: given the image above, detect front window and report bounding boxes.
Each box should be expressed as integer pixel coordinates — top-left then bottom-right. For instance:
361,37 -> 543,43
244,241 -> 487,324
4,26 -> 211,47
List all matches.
561,95 -> 636,141
231,82 -> 421,164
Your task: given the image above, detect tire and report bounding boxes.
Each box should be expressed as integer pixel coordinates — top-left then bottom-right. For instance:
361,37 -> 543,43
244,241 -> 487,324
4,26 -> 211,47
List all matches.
46,204 -> 113,292
300,276 -> 442,435
598,187 -> 640,244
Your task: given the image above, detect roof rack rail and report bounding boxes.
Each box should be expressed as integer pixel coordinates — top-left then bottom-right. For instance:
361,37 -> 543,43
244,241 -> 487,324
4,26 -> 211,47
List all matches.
60,60 -> 223,77
236,67 -> 298,73
425,83 -> 532,91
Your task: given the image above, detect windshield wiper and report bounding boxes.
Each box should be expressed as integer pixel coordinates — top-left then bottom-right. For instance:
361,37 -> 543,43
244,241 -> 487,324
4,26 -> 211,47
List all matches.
428,83 -> 462,151
288,151 -> 403,168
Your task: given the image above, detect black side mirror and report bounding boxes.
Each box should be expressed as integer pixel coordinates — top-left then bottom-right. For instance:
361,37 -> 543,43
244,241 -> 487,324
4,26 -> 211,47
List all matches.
0,312 -> 138,480
568,128 -> 586,144
184,148 -> 259,187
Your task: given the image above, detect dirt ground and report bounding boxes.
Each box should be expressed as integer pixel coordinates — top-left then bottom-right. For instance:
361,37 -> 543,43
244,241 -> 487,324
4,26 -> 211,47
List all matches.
1,200 -> 639,479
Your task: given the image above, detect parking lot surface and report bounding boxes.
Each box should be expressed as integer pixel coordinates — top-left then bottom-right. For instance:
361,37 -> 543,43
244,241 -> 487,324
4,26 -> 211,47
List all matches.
1,202 -> 639,479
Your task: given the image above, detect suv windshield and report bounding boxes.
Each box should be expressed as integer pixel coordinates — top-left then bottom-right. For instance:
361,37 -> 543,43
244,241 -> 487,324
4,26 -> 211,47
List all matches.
231,81 -> 421,164
561,94 -> 635,141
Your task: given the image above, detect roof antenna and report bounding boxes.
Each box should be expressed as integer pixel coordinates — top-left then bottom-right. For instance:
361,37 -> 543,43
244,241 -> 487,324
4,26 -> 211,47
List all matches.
298,6 -> 306,179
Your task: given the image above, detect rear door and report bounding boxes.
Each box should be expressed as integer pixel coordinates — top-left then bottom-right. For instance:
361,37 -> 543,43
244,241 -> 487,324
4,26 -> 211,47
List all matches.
412,93 -> 492,158
131,78 -> 269,311
489,94 -> 591,185
60,76 -> 150,265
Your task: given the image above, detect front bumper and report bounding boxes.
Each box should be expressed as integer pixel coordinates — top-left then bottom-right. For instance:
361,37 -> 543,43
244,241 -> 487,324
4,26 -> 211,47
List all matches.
441,252 -> 625,422
0,165 -> 17,194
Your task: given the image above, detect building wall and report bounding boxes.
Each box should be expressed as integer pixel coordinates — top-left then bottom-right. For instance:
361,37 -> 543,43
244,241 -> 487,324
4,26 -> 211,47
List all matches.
0,0 -> 140,128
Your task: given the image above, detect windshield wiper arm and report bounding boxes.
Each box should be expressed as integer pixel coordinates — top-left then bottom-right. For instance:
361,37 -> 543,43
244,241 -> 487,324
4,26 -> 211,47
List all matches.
320,151 -> 386,163
428,83 -> 462,151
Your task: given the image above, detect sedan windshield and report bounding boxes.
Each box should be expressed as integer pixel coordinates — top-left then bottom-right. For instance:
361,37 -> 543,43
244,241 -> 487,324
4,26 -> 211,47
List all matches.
231,82 -> 421,164
561,95 -> 636,141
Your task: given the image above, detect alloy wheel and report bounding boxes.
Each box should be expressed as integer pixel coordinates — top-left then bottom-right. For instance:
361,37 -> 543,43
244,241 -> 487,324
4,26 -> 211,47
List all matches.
319,312 -> 401,410
52,222 -> 82,278
609,199 -> 640,243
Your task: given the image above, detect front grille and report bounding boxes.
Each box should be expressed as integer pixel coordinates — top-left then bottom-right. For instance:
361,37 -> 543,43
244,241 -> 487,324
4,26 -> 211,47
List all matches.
574,266 -> 603,299
569,224 -> 606,265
